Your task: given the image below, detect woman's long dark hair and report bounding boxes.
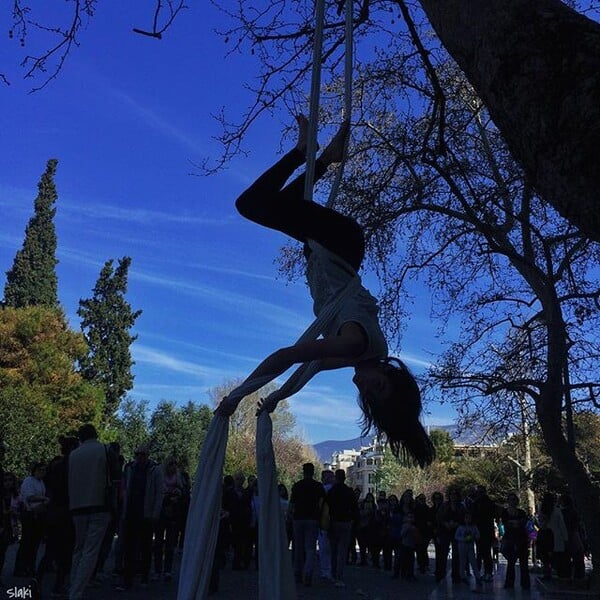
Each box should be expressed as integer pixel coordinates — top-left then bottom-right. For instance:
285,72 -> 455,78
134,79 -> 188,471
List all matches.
357,357 -> 435,467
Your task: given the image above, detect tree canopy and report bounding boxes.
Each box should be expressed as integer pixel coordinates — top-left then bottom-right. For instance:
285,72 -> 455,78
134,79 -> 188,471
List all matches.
4,159 -> 59,309
0,306 -> 104,475
77,257 -> 142,422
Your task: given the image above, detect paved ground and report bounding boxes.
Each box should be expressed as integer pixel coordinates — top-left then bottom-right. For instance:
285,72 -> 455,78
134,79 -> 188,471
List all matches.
1,543 -> 593,600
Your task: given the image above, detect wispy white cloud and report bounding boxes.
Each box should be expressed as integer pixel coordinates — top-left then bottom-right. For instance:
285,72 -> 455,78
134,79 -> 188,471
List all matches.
289,387 -> 360,428
130,269 -> 307,334
108,87 -> 208,155
131,383 -> 213,403
186,262 -> 278,283
136,331 -> 262,365
102,85 -> 253,186
0,181 -> 228,228
133,344 -> 236,382
400,353 -> 435,370
59,200 -> 233,227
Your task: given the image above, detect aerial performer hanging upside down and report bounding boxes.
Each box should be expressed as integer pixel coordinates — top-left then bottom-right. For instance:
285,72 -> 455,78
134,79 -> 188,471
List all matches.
216,115 -> 435,467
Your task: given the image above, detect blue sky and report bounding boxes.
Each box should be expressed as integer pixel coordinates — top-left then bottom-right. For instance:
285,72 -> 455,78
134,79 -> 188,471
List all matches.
1,3 -> 456,443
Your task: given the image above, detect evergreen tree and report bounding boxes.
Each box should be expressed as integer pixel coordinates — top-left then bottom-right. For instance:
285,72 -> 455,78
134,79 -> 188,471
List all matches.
4,159 -> 59,308
0,305 -> 104,476
78,257 -> 142,422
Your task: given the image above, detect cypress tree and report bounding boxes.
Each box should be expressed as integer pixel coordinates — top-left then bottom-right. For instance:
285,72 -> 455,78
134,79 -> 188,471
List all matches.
77,257 -> 142,421
4,159 -> 59,308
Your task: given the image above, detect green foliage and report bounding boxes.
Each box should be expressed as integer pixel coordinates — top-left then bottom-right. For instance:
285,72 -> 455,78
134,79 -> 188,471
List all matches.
109,397 -> 150,461
78,257 -> 142,422
4,159 -> 59,308
0,306 -> 104,476
109,398 -> 213,478
430,428 -> 455,464
450,453 -> 518,500
374,446 -> 452,499
148,400 -> 212,471
573,410 -> 600,478
209,380 -> 319,486
0,385 -> 59,476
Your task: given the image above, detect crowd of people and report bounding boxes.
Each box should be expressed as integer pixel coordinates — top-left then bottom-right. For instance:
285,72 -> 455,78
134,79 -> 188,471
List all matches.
209,463 -> 589,594
0,434 -> 590,598
0,428 -> 191,598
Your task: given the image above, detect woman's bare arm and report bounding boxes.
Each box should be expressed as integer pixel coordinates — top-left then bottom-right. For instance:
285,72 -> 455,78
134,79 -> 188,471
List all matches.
216,322 -> 366,416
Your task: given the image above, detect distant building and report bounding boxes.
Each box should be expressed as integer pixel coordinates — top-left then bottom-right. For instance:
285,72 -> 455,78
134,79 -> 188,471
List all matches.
325,429 -> 502,498
330,436 -> 385,498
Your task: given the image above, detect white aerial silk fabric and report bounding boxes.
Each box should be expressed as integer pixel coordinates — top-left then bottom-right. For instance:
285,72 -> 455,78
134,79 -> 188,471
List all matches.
177,246 -> 361,600
256,412 -> 296,600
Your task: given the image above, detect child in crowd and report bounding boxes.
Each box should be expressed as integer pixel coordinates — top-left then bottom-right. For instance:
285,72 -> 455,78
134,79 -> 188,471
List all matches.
399,512 -> 420,580
455,512 -> 483,590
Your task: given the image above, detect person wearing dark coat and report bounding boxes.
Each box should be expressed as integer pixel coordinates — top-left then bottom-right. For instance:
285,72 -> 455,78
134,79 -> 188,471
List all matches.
326,469 -> 358,586
471,485 -> 497,581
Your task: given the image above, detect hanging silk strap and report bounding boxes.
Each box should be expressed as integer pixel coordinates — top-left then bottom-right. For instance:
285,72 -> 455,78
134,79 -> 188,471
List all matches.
179,1 -> 356,595
177,247 -> 360,600
256,412 -> 296,599
304,0 -> 326,203
176,414 -> 228,600
327,0 -> 354,207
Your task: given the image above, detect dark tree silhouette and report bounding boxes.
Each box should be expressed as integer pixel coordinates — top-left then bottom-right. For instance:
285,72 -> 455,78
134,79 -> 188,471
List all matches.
77,257 -> 142,422
4,159 -> 59,309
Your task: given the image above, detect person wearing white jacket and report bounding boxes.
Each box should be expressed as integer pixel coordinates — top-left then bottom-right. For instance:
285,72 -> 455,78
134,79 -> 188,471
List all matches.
68,424 -> 120,600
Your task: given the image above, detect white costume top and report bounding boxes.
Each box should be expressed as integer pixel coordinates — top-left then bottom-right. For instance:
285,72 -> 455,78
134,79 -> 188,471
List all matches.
306,241 -> 388,362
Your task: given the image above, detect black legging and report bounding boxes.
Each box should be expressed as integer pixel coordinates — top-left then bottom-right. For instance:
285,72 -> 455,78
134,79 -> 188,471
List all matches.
235,148 -> 364,271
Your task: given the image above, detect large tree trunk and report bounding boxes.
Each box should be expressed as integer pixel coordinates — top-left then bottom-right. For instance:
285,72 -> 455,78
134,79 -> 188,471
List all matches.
417,0 -> 600,242
536,388 -> 600,588
537,302 -> 600,587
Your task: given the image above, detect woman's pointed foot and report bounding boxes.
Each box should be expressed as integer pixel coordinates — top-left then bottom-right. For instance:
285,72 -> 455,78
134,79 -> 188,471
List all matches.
320,120 -> 350,165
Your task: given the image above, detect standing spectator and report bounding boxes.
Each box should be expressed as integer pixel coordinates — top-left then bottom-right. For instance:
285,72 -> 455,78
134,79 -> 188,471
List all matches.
370,493 -> 391,569
278,483 -> 293,549
388,495 -> 403,579
347,487 -> 361,565
356,492 -> 376,566
430,491 -> 445,580
208,506 -> 231,595
176,458 -> 191,552
500,492 -> 530,590
69,424 -> 120,600
318,469 -> 334,582
222,472 -> 252,570
117,443 -> 163,591
248,477 -> 260,569
1,471 -> 18,587
111,452 -> 127,578
290,463 -> 325,587
414,493 -> 433,574
537,492 -> 568,580
36,435 -> 79,597
153,456 -> 185,582
386,490 -> 413,571
435,486 -> 465,583
326,469 -> 357,587
399,512 -> 420,580
471,485 -> 497,581
13,462 -> 49,577
95,441 -> 124,579
559,493 -> 586,579
455,512 -> 482,589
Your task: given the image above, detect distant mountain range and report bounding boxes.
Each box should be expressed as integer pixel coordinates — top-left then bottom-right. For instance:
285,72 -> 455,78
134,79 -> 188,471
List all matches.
312,423 -> 499,463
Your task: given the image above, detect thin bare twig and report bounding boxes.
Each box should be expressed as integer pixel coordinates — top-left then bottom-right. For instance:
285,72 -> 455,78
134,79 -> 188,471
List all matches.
133,0 -> 187,39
